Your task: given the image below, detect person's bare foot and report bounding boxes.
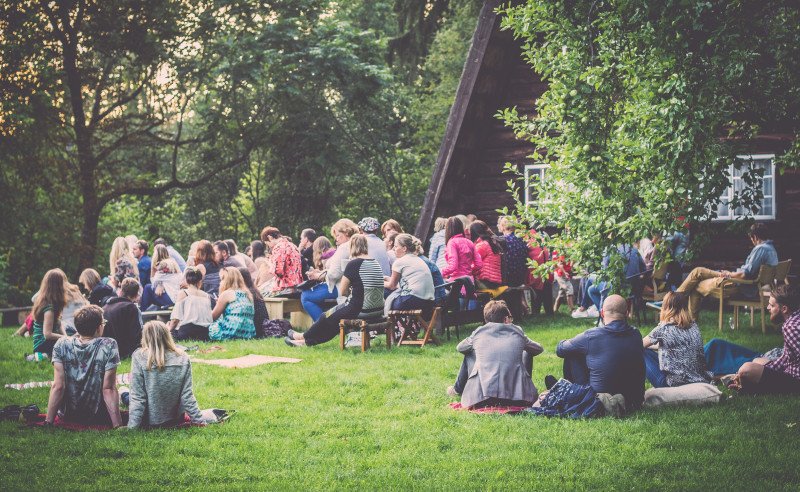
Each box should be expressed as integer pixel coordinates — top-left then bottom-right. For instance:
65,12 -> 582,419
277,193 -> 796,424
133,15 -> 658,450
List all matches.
284,337 -> 306,347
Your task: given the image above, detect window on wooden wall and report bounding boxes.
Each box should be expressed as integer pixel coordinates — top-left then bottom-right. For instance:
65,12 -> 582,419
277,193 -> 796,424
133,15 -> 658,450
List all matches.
524,163 -> 551,205
714,154 -> 776,221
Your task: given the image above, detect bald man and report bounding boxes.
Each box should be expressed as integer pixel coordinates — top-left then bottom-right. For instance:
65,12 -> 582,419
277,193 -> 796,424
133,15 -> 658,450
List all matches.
556,294 -> 645,410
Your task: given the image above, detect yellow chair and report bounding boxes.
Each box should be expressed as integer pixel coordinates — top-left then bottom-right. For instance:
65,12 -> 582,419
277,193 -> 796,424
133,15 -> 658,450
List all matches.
718,264 -> 776,333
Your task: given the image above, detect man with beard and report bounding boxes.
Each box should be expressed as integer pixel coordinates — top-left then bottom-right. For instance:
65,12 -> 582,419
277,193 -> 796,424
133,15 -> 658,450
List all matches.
734,284 -> 800,395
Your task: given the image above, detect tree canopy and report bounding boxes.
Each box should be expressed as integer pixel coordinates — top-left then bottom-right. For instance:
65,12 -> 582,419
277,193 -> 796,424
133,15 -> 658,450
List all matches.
499,0 -> 799,289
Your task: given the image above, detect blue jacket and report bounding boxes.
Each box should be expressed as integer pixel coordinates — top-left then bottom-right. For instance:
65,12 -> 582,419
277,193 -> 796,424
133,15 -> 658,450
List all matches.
737,240 -> 778,297
556,320 -> 645,409
137,255 -> 152,287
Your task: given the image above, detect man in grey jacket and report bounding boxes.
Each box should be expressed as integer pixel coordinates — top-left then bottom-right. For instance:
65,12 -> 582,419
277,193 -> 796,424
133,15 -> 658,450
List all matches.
447,300 -> 544,409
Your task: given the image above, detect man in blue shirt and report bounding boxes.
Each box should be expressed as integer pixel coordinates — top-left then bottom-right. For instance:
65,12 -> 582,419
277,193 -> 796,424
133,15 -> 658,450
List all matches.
132,240 -> 151,287
556,294 -> 645,410
677,223 -> 778,321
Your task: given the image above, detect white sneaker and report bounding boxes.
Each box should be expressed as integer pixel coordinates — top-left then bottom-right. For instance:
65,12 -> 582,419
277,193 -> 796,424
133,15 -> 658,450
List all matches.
586,305 -> 599,317
571,309 -> 590,318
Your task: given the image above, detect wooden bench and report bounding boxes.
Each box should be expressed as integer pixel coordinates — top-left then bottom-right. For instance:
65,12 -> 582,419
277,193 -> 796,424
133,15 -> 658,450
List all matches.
0,306 -> 33,326
339,318 -> 394,352
263,297 -> 314,330
141,309 -> 173,322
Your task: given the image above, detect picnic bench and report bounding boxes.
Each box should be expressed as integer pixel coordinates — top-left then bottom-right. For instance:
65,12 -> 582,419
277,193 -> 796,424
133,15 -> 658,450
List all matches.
1,306 -> 33,326
264,297 -> 314,330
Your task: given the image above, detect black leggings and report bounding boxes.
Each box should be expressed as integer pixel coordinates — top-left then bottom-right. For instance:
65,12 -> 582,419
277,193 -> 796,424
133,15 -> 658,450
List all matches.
302,303 -> 360,346
171,323 -> 210,342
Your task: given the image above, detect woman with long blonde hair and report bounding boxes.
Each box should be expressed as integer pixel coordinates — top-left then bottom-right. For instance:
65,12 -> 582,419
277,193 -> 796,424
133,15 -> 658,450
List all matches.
208,267 -> 255,340
31,269 -> 69,356
642,291 -> 713,387
128,321 -> 207,429
149,244 -> 171,279
109,237 -> 138,290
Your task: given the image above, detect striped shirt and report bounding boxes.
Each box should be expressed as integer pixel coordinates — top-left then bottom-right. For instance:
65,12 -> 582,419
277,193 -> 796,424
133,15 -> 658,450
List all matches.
343,258 -> 385,318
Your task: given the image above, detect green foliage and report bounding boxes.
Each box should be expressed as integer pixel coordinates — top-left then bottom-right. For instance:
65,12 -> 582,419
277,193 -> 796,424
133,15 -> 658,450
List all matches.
498,0 -> 800,289
1,311 -> 798,489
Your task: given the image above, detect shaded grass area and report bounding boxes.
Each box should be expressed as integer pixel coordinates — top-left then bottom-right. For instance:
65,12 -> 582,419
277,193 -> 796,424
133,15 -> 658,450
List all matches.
1,310 -> 798,490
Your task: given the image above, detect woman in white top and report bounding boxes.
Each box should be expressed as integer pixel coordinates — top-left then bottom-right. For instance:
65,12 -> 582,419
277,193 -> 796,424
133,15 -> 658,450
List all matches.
383,234 -> 435,317
169,267 -> 213,341
141,258 -> 183,311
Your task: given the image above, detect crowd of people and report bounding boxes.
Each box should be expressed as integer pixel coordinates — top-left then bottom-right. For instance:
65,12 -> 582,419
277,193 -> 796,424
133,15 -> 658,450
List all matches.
12,215 -> 798,425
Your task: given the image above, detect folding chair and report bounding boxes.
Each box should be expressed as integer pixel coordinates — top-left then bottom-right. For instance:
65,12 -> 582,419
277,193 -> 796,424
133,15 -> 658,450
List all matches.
387,307 -> 442,348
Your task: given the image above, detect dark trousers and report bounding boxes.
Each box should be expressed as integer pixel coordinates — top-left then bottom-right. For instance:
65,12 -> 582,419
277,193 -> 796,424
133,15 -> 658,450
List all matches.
531,281 -> 554,315
302,303 -> 358,346
562,356 -> 591,386
171,323 -> 210,342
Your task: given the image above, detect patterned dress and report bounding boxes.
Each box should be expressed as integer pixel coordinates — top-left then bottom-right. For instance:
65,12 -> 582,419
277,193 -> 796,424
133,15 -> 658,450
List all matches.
208,289 -> 255,340
647,321 -> 713,386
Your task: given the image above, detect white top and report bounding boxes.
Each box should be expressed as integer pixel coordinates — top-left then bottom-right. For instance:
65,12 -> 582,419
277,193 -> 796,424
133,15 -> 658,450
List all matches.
326,241 -> 351,297
151,272 -> 183,303
170,291 -> 213,327
392,254 -> 435,300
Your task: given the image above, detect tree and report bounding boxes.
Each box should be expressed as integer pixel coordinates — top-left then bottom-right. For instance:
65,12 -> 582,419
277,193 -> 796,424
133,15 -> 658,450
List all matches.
498,0 -> 800,290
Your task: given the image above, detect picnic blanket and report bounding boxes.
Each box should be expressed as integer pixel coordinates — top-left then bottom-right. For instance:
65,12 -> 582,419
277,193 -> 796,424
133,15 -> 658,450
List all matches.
447,402 -> 528,414
191,354 -> 301,368
5,373 -> 132,391
25,411 -> 208,431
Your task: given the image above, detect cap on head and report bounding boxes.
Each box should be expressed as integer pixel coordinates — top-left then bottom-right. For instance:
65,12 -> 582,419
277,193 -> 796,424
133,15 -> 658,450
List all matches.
358,217 -> 381,234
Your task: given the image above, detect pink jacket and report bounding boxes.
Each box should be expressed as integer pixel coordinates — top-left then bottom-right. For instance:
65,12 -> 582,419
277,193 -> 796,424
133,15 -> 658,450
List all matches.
442,234 -> 483,280
475,239 -> 502,284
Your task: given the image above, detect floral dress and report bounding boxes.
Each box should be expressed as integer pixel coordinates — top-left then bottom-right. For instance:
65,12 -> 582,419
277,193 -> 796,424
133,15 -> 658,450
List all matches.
208,289 -> 255,340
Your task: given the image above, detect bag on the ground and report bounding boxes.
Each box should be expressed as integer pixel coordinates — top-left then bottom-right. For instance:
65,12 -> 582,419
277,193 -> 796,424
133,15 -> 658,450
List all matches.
263,318 -> 292,338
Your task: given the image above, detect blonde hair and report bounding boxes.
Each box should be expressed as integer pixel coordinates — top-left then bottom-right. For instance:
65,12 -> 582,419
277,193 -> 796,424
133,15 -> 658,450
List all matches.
155,258 -> 180,274
312,236 -> 334,270
497,216 -> 514,233
219,266 -> 253,302
660,291 -> 693,329
110,237 -> 138,278
349,234 -> 369,257
394,233 -> 423,256
331,219 -> 359,239
433,217 -> 447,232
152,244 -> 170,266
140,320 -> 181,371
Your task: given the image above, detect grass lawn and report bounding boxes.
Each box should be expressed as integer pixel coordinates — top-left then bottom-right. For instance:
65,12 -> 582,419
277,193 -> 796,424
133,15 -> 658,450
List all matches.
1,309 -> 798,490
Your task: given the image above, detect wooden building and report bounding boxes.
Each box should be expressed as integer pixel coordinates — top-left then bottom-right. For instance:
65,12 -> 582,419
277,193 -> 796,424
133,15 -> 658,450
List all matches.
414,0 -> 798,274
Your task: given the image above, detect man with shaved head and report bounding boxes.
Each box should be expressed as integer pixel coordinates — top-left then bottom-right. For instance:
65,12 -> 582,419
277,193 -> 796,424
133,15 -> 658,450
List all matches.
555,294 -> 645,410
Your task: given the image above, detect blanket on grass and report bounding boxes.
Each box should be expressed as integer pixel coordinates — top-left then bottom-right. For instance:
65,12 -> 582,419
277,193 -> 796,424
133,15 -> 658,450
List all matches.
5,373 -> 131,391
25,411 -> 207,430
191,354 -> 301,368
447,402 -> 527,414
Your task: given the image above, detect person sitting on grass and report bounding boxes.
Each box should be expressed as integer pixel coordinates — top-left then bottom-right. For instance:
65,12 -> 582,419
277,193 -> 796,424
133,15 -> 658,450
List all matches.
285,234 -> 385,347
31,269 -> 71,356
168,267 -> 212,342
731,284 -> 800,395
641,291 -> 713,388
45,305 -> 122,428
446,300 -> 543,409
208,267 -> 255,340
554,294 -> 645,411
141,258 -> 182,311
238,267 -> 267,338
79,268 -> 114,306
103,277 -> 143,359
128,320 -> 209,429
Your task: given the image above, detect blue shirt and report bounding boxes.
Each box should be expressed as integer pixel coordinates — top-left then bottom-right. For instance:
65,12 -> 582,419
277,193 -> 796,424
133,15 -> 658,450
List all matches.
556,320 -> 645,408
428,231 -> 447,273
738,240 -> 779,297
137,255 -> 151,286
167,246 -> 186,273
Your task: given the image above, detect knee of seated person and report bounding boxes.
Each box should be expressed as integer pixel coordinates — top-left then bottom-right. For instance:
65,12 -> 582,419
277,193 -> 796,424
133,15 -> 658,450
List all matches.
738,362 -> 760,381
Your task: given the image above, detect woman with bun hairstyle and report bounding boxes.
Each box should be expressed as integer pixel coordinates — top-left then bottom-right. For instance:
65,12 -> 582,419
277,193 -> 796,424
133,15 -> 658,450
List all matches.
168,267 -> 213,341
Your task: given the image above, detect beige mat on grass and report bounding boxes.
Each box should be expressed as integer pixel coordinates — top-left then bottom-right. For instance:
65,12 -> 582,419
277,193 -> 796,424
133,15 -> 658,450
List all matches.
191,354 -> 301,368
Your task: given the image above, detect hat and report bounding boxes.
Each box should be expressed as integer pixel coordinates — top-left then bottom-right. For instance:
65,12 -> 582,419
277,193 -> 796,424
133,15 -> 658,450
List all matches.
358,217 -> 380,233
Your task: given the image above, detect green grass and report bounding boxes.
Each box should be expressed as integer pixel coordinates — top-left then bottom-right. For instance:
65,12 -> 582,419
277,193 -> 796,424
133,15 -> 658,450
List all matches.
1,310 -> 798,490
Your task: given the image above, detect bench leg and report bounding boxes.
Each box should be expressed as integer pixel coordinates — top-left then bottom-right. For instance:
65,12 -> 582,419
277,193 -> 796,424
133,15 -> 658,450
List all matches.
361,327 -> 369,352
340,327 -> 345,350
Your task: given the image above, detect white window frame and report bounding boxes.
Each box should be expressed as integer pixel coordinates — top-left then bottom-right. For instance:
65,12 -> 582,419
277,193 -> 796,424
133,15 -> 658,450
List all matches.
713,154 -> 776,221
524,163 -> 551,205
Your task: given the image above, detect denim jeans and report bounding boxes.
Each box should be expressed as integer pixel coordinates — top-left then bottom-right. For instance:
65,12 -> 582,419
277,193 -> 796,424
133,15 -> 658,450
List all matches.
141,284 -> 174,311
643,349 -> 668,388
300,284 -> 338,322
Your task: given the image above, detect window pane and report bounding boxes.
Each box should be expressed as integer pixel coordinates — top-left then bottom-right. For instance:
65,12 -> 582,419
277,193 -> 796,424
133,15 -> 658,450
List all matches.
762,176 -> 772,196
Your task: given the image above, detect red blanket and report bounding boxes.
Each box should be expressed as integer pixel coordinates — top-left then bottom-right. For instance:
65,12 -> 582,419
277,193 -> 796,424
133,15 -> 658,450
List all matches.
26,412 -> 207,430
447,402 -> 528,414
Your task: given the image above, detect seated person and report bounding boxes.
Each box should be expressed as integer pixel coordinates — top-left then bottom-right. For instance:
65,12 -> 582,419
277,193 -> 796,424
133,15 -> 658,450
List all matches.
31,269 -> 70,356
447,300 -> 543,409
102,277 -> 143,359
677,223 -> 778,320
732,284 -> 800,395
261,227 -> 304,294
208,267 -> 255,340
383,234 -> 435,317
642,291 -> 713,388
226,239 -> 258,280
469,220 -> 505,290
140,258 -> 183,311
79,268 -> 114,306
428,217 -> 448,273
194,240 -> 221,300
238,267 -> 267,338
301,236 -> 338,322
168,267 -> 212,341
555,294 -> 645,410
285,234 -> 384,347
128,321 -> 209,429
45,305 -> 122,427
358,217 -> 392,276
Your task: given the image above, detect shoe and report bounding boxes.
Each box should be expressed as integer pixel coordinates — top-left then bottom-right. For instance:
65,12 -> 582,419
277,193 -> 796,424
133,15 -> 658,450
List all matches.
446,386 -> 460,398
571,309 -> 590,318
586,305 -> 599,317
119,386 -> 130,407
284,337 -> 305,347
287,329 -> 298,339
545,375 -> 558,390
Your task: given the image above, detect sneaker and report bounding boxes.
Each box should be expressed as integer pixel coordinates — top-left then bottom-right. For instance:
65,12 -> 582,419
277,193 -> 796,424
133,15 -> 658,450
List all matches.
119,386 -> 130,407
544,375 -> 558,391
446,386 -> 460,398
586,305 -> 600,317
571,309 -> 590,318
